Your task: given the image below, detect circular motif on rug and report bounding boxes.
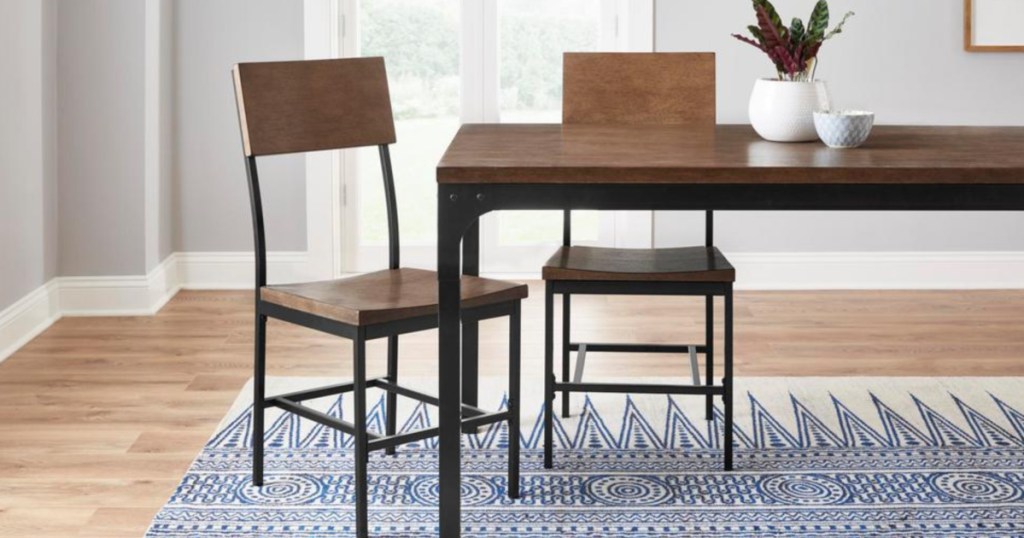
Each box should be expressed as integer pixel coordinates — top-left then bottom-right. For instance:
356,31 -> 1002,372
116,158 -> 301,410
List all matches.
930,472 -> 1021,503
584,476 -> 673,506
760,474 -> 848,505
408,476 -> 500,506
237,475 -> 324,505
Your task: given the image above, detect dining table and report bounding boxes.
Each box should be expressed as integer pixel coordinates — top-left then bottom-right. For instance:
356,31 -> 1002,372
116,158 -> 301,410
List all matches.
433,123 -> 1024,537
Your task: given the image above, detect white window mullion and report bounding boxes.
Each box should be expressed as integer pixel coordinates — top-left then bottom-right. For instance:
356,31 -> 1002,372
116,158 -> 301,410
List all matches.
599,0 -> 618,50
481,0 -> 500,123
612,0 -> 655,248
459,0 -> 481,122
473,0 -> 500,271
337,0 -> 363,273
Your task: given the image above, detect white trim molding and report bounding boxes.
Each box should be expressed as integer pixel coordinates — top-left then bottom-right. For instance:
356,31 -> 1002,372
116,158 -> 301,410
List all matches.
6,249 -> 1024,362
58,253 -> 181,316
55,250 -> 310,314
730,251 -> 1024,290
0,281 -> 60,363
0,250 -> 309,362
175,251 -> 311,289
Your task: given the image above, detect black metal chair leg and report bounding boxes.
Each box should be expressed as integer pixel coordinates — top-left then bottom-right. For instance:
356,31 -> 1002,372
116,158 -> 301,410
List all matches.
508,302 -> 521,499
561,294 -> 571,418
385,335 -> 398,456
252,313 -> 266,486
461,321 -> 479,434
705,295 -> 714,421
544,286 -> 554,469
723,286 -> 734,471
353,335 -> 369,538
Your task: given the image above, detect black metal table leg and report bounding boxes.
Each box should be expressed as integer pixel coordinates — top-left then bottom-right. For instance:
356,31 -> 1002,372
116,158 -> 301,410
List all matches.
508,301 -> 521,499
723,285 -> 734,471
544,285 -> 554,469
561,294 -> 571,418
437,191 -> 465,538
462,221 -> 480,434
353,334 -> 369,537
253,313 -> 266,486
705,295 -> 714,421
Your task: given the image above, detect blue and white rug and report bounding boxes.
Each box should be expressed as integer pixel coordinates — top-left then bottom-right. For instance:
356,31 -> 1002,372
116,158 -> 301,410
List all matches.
148,377 -> 1024,537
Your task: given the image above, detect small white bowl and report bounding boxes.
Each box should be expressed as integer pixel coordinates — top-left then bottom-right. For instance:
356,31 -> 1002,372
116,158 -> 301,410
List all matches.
813,110 -> 874,148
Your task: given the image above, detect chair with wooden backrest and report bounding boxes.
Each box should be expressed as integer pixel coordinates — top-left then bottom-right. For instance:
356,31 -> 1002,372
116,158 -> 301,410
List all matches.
543,52 -> 736,470
233,57 -> 526,537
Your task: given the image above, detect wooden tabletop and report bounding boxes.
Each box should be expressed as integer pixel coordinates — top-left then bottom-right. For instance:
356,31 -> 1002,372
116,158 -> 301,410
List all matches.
437,124 -> 1024,184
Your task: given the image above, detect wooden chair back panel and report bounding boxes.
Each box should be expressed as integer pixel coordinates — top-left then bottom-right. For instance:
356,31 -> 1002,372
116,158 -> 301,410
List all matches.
233,57 -> 396,156
562,52 -> 716,126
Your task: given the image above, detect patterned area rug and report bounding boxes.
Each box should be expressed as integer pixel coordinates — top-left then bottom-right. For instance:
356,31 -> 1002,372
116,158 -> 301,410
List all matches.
147,377 -> 1024,537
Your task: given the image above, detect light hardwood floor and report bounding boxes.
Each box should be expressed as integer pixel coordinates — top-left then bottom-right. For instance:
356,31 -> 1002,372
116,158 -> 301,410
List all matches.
3,285 -> 1024,536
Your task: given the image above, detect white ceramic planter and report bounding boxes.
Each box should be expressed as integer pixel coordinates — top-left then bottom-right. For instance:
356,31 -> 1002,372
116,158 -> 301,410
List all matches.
748,79 -> 831,142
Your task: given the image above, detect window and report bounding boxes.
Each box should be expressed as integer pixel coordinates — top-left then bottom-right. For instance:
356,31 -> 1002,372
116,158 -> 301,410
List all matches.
344,0 -> 460,272
341,0 -> 652,272
491,0 -> 605,259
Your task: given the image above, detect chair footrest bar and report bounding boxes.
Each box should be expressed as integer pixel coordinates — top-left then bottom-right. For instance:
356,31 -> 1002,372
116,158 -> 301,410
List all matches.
569,343 -> 707,354
267,397 -> 381,440
268,393 -> 512,452
688,345 -> 700,386
555,381 -> 725,396
460,410 -> 511,430
372,379 -> 488,417
572,344 -> 587,384
368,426 -> 440,452
371,378 -> 440,405
269,377 -> 389,403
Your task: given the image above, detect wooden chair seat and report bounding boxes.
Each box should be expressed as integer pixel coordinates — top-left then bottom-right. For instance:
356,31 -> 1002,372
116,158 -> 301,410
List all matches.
261,267 -> 528,326
542,245 -> 735,283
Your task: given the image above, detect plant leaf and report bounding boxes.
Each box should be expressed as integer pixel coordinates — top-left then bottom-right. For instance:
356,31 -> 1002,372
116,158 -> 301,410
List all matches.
773,45 -> 801,77
807,0 -> 829,42
789,17 -> 805,45
747,25 -> 766,46
824,11 -> 855,40
805,41 -> 822,62
753,0 -> 787,41
732,33 -> 766,51
755,4 -> 790,73
755,4 -> 786,50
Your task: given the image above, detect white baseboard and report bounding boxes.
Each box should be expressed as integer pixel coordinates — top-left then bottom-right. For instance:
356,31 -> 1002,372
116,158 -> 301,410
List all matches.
55,251 -> 310,316
0,251 -> 305,361
0,281 -> 60,363
176,251 -> 310,289
4,250 -> 1024,362
58,254 -> 182,316
728,251 -> 1024,290
496,251 -> 1024,290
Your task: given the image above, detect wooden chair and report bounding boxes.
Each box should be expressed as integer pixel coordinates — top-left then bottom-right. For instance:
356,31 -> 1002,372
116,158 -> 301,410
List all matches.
233,57 -> 526,537
543,52 -> 735,470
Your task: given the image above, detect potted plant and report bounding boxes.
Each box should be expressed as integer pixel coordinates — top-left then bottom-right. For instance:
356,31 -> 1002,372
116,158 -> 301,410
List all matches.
733,0 -> 853,142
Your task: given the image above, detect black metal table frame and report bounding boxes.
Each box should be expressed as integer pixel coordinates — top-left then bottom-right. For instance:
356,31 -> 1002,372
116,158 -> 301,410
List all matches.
436,182 -> 1024,537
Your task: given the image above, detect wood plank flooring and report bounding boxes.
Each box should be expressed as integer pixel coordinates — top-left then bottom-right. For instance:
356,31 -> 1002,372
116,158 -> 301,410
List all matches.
2,285 -> 1024,536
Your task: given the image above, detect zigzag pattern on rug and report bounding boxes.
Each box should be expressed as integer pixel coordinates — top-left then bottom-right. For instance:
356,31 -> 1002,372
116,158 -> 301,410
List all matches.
148,384 -> 1024,537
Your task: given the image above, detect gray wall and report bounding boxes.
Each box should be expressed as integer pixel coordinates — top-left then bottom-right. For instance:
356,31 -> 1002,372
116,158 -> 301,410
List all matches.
42,0 -> 57,281
654,0 -> 1024,252
159,0 -> 175,264
57,0 -> 148,276
173,0 -> 307,253
0,0 -> 57,310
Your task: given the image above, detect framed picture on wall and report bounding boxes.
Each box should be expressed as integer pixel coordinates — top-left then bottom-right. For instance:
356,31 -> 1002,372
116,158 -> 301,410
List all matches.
965,0 -> 1024,51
